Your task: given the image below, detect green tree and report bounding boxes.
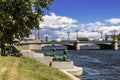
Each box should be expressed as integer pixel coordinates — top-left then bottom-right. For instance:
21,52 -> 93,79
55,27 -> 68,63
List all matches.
0,0 -> 53,56
111,34 -> 120,40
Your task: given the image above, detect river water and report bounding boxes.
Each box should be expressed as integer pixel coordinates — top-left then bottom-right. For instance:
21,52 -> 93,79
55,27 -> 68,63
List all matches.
36,46 -> 120,80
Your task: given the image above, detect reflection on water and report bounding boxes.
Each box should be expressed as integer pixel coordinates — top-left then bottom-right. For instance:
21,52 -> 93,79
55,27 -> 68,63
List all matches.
36,46 -> 120,80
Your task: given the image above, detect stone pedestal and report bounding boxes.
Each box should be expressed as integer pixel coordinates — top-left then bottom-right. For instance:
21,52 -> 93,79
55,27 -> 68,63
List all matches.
51,61 -> 74,69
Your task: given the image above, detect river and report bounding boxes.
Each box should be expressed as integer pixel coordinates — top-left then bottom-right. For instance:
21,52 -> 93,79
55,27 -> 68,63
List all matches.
35,46 -> 120,80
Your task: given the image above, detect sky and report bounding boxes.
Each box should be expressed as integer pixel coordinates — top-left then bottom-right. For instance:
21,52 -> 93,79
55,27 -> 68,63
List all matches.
35,0 -> 120,40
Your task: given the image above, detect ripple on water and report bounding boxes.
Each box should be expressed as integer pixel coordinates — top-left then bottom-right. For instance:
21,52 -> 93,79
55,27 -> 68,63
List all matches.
83,67 -> 100,75
79,56 -> 101,63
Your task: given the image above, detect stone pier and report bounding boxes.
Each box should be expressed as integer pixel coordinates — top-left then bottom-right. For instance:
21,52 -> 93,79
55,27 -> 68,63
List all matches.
74,40 -> 80,50
97,39 -> 118,50
112,39 -> 118,50
66,40 -> 80,50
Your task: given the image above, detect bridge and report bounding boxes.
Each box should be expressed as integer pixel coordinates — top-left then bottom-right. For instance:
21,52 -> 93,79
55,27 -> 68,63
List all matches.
40,40 -> 111,46
20,40 -> 120,50
41,40 -> 120,50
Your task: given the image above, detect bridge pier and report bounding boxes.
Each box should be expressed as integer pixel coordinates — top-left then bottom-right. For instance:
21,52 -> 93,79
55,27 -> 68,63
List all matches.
98,39 -> 118,50
74,40 -> 80,50
112,39 -> 118,50
66,40 -> 80,50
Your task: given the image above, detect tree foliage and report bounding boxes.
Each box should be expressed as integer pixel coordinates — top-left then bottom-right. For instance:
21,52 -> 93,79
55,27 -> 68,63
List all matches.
0,0 -> 53,56
111,34 -> 120,40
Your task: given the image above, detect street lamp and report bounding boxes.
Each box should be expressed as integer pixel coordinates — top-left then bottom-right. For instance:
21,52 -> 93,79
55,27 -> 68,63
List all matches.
67,31 -> 70,41
100,31 -> 103,40
113,29 -> 117,36
34,28 -> 37,41
75,30 -> 79,40
38,27 -> 40,41
32,4 -> 41,42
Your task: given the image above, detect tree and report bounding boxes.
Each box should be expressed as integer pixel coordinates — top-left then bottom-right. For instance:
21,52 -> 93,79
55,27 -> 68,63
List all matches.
0,0 -> 53,56
111,33 -> 120,40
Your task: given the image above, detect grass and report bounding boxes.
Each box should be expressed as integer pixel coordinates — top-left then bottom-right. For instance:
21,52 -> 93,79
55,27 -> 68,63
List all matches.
0,56 -> 73,80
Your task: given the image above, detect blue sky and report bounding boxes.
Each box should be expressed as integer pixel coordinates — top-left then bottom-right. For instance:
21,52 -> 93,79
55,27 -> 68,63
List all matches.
44,0 -> 120,23
33,0 -> 120,40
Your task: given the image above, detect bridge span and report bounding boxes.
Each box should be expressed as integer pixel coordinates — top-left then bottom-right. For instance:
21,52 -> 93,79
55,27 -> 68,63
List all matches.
20,40 -> 120,50
41,40 -> 120,50
41,40 -> 113,44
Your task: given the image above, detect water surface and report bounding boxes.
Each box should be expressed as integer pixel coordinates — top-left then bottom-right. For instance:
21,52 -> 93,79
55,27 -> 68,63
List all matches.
36,46 -> 120,80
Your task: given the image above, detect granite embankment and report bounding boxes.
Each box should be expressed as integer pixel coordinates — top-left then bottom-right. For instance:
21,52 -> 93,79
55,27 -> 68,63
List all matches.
21,50 -> 83,80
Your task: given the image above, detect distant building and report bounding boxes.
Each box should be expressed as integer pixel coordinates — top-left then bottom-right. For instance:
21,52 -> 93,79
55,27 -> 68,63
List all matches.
105,35 -> 113,41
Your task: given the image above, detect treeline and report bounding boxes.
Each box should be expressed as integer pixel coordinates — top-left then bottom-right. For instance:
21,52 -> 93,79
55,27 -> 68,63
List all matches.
111,34 -> 120,40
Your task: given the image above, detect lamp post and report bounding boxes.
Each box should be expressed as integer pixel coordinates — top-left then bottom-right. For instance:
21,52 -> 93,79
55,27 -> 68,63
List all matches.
67,31 -> 70,41
75,30 -> 79,40
32,5 -> 39,41
100,31 -> 103,40
113,29 -> 117,38
38,27 -> 40,41
32,4 -> 41,42
34,28 -> 37,41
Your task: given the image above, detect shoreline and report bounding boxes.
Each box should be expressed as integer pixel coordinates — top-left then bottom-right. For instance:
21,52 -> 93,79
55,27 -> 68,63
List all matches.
20,50 -> 83,80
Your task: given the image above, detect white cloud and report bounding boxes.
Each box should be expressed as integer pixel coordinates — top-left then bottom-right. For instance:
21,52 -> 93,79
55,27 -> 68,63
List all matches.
87,22 -> 105,26
37,12 -> 120,40
105,18 -> 120,24
99,26 -> 120,33
40,12 -> 77,29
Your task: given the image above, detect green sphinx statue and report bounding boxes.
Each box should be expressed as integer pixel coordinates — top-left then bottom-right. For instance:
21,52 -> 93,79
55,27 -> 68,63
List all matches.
44,48 -> 56,57
53,50 -> 68,61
